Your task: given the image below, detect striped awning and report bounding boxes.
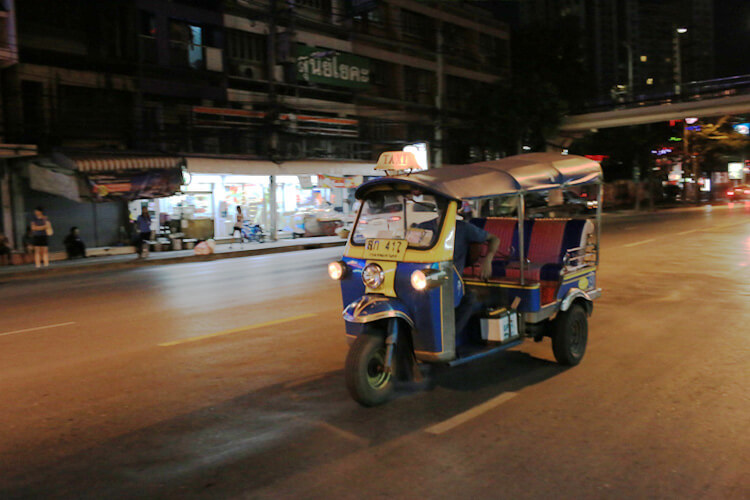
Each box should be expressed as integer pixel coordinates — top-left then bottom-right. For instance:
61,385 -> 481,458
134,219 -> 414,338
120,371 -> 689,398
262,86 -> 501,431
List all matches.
72,156 -> 183,173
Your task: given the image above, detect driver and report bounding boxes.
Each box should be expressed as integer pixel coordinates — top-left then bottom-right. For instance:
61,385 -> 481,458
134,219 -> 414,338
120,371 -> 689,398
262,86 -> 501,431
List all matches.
410,190 -> 500,336
453,205 -> 501,336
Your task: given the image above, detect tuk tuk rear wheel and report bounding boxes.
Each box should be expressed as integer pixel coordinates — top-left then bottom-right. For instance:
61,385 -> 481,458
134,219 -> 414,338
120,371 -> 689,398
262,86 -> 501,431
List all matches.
345,332 -> 395,406
552,304 -> 588,366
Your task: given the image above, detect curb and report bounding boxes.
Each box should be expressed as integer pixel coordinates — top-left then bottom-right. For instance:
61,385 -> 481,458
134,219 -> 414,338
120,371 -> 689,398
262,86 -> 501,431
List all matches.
0,240 -> 346,283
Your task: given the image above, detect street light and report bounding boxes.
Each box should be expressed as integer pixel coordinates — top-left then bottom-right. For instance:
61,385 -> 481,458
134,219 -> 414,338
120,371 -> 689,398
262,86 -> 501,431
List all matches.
673,27 -> 688,95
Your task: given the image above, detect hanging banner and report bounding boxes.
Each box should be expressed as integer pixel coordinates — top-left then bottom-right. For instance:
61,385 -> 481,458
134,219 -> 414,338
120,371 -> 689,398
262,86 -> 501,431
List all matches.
29,163 -> 82,202
317,174 -> 362,189
296,44 -> 370,89
87,169 -> 183,201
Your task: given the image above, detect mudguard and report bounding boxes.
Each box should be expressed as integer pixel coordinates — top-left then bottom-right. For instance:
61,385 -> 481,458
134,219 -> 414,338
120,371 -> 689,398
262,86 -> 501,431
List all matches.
343,295 -> 415,327
561,288 -> 600,314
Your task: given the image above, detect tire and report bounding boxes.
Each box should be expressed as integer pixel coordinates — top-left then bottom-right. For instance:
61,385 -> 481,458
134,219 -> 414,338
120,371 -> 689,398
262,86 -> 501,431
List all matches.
345,332 -> 395,406
552,304 -> 588,366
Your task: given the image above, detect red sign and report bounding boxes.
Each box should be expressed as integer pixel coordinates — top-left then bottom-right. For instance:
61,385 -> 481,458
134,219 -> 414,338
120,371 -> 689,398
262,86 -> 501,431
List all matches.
585,155 -> 610,162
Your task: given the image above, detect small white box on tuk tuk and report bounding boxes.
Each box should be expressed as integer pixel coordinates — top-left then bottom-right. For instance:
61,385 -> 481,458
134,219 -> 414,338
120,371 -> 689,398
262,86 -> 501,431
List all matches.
481,309 -> 519,343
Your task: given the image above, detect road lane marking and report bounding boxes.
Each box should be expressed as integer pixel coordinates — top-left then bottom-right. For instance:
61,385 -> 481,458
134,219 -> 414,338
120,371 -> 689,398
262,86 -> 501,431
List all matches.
677,229 -> 699,235
0,321 -> 76,338
159,313 -> 317,347
624,238 -> 656,248
425,392 -> 517,435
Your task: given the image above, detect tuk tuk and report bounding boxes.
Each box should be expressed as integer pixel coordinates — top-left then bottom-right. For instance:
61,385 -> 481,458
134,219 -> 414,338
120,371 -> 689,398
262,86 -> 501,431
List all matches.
328,152 -> 603,406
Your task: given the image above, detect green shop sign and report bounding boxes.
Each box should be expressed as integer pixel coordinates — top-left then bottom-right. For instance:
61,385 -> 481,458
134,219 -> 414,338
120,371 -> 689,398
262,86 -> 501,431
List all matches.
296,45 -> 370,89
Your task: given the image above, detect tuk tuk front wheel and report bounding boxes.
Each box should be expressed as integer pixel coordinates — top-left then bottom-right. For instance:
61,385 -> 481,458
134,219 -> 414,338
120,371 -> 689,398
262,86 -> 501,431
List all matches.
345,332 -> 395,406
552,304 -> 588,366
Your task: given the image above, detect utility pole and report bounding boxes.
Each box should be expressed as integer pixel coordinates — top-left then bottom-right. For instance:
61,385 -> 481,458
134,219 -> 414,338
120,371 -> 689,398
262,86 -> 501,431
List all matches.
434,21 -> 443,168
267,0 -> 279,240
623,41 -> 633,101
673,27 -> 687,96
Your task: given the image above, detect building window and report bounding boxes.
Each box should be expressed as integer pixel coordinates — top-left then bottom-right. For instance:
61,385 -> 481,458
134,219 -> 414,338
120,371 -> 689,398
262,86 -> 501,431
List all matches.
404,67 -> 434,103
401,9 -> 431,41
367,6 -> 385,26
169,20 -> 205,70
297,0 -> 324,10
443,23 -> 468,57
227,29 -> 266,63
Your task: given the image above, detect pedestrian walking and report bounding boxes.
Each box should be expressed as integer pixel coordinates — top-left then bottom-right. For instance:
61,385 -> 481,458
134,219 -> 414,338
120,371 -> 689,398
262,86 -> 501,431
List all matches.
231,206 -> 244,240
135,206 -> 152,258
30,206 -> 52,268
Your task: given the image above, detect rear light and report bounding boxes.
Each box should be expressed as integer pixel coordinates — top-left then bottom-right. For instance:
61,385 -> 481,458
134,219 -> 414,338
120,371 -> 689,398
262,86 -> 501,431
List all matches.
745,190 -> 750,194
728,191 -> 734,195
388,216 -> 402,222
359,218 -> 368,224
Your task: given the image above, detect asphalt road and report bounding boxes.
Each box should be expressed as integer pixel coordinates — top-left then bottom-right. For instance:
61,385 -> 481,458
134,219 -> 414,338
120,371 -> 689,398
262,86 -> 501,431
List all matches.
1,204 -> 748,499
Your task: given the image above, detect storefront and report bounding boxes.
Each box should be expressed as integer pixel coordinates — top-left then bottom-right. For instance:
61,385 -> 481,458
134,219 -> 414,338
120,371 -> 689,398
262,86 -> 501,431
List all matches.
132,158 -> 377,241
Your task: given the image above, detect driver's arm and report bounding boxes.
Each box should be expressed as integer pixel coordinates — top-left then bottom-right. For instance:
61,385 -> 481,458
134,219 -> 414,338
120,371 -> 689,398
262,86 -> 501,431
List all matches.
479,233 -> 501,280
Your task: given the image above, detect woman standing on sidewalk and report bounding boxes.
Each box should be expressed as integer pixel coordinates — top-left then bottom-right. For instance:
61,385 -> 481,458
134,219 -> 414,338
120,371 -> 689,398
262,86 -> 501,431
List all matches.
30,206 -> 52,268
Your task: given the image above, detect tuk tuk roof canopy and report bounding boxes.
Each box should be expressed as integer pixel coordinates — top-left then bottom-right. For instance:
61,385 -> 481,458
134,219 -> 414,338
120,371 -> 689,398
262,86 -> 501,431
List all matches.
355,153 -> 603,201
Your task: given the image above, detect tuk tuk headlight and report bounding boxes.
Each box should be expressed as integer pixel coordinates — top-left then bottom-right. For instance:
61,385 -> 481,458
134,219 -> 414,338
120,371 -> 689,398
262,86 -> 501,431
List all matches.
362,263 -> 384,289
328,261 -> 347,280
411,269 -> 447,291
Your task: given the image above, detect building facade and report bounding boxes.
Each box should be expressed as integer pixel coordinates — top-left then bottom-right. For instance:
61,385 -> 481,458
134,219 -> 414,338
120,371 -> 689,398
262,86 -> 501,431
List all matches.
0,0 -> 509,250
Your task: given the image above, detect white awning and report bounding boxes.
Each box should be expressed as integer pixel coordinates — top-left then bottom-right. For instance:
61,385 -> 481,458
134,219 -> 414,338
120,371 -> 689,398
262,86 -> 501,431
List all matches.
186,156 -> 280,175
186,156 -> 377,177
279,160 -> 376,176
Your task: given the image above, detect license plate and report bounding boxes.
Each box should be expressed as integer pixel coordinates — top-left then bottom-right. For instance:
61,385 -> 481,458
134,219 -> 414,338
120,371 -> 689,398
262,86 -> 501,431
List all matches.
364,238 -> 407,261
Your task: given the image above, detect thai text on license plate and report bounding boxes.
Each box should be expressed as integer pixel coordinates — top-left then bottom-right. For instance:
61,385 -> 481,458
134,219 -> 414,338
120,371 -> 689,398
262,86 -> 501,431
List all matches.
364,239 -> 407,261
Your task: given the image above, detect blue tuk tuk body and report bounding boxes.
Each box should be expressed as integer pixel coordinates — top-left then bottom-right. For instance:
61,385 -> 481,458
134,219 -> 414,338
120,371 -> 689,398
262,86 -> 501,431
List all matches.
330,153 -> 603,406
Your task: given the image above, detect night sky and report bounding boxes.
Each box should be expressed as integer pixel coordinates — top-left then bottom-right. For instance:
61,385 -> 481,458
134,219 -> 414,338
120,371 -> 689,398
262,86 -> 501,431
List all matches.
714,0 -> 750,77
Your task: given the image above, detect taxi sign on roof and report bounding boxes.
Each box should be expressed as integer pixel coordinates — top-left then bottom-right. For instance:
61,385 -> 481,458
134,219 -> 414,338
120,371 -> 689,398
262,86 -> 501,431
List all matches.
375,151 -> 422,171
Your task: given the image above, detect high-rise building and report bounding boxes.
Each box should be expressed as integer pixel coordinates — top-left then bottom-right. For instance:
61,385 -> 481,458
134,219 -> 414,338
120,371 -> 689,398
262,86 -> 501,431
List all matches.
516,0 -> 715,101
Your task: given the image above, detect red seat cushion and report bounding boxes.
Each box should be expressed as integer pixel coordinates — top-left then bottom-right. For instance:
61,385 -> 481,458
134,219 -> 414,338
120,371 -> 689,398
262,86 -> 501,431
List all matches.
463,218 -> 517,279
504,220 -> 568,282
527,220 -> 567,263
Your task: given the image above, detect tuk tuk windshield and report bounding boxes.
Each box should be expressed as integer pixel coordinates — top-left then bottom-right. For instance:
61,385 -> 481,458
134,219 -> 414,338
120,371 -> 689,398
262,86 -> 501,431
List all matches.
351,191 -> 445,248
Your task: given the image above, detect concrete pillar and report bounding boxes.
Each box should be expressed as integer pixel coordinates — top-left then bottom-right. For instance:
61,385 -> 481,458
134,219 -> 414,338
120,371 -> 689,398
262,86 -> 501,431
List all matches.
1,162 -> 13,248
269,175 -> 277,241
213,176 -> 225,239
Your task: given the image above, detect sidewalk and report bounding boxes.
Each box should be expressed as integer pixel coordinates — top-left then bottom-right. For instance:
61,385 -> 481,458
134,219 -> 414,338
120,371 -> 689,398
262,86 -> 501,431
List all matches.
0,236 -> 346,282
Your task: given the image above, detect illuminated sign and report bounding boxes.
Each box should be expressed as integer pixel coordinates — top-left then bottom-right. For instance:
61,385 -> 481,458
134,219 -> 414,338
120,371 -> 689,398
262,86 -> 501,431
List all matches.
375,151 -> 422,171
584,155 -> 609,162
403,143 -> 429,171
733,123 -> 750,135
651,147 -> 673,156
728,162 -> 744,180
296,45 -> 370,89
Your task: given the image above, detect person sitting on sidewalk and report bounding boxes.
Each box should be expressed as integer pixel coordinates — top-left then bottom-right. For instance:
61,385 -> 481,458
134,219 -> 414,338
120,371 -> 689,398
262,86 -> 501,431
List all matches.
63,226 -> 87,259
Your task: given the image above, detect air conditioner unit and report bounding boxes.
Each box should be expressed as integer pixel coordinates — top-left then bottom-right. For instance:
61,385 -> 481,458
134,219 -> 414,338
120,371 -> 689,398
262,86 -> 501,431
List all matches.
205,47 -> 224,72
274,64 -> 284,82
235,62 -> 264,79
